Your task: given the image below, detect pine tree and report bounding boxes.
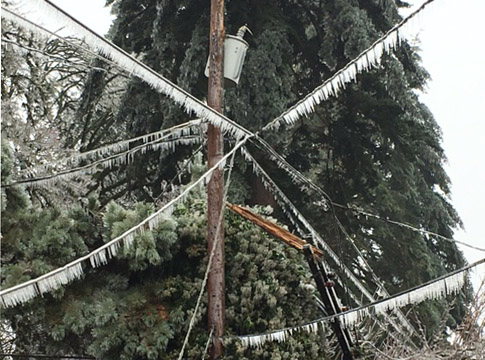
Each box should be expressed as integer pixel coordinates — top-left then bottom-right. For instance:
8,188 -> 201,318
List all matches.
2,151 -> 333,358
76,0 -> 468,332
1,0 -> 472,357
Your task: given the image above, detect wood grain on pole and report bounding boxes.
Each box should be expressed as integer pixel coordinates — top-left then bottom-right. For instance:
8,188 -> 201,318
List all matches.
207,0 -> 225,358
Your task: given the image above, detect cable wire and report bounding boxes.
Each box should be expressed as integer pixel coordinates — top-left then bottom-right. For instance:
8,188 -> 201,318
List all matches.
201,328 -> 214,360
0,136 -> 252,307
1,3 -> 252,140
259,0 -> 437,133
241,149 -> 419,347
332,203 -> 485,253
1,135 -> 202,188
0,354 -> 95,359
11,120 -> 202,184
221,257 -> 485,347
1,36 -> 126,77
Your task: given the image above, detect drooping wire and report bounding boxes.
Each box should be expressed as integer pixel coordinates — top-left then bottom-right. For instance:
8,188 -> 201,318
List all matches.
201,327 -> 214,360
13,119 -> 202,179
221,257 -> 485,348
1,134 -> 202,188
249,135 -> 482,255
1,3 -> 252,140
0,136 -> 252,308
241,148 -> 419,347
331,202 -> 485,253
259,0 -> 437,133
1,36 -> 127,78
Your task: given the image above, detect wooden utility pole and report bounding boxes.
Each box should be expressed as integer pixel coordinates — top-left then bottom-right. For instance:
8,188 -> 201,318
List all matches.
207,0 -> 225,358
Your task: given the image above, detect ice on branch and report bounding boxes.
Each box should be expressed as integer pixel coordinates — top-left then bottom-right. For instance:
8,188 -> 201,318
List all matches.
2,1 -> 250,140
0,137 -> 250,308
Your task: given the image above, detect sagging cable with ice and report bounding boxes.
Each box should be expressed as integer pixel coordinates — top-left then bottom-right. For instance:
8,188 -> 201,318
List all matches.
1,1 -> 251,140
13,120 -> 202,183
0,135 -> 252,308
222,257 -> 483,349
261,0 -> 437,132
3,135 -> 203,188
241,148 -> 417,339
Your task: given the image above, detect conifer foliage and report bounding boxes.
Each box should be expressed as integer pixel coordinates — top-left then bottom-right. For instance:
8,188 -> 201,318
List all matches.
0,0 -> 473,358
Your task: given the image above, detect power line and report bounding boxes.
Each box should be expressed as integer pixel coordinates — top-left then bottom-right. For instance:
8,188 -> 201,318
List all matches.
331,202 -> 485,252
1,37 -> 126,77
250,135 -> 483,256
2,135 -> 202,188
6,121 -> 202,188
1,3 -> 251,140
0,136 -> 252,308
221,257 -> 485,348
1,1 -> 471,355
201,327 -> 214,360
241,149 -> 419,347
260,0 -> 438,133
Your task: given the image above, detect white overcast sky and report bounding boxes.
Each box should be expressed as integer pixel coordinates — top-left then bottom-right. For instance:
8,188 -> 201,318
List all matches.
404,0 -> 485,288
50,0 -> 484,286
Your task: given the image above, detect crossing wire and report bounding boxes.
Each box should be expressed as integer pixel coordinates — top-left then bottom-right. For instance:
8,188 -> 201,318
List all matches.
1,36 -> 126,77
2,0 -> 472,353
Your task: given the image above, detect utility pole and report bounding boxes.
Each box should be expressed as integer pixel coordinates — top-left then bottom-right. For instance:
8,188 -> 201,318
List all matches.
207,0 -> 225,358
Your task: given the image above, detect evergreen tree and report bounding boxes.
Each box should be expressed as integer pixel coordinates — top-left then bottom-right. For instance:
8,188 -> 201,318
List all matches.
1,0 -> 472,358
1,20 -> 100,206
2,148 -> 332,358
75,0 -> 467,332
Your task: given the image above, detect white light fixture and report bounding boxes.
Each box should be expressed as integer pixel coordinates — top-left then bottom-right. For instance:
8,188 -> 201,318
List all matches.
205,25 -> 251,87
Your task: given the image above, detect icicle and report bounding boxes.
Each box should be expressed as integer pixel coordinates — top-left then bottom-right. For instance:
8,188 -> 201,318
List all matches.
2,1 -> 249,140
244,147 -> 393,312
222,269 -> 468,349
241,147 -> 430,339
0,135 -> 248,308
0,284 -> 38,307
261,0 -> 437,133
36,265 -> 81,294
9,134 -> 203,188
311,322 -> 318,333
66,121 -> 200,164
